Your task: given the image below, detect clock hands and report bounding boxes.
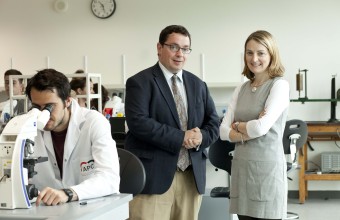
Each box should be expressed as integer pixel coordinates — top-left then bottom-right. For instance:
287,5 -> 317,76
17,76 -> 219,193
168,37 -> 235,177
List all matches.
99,0 -> 106,13
92,0 -> 115,19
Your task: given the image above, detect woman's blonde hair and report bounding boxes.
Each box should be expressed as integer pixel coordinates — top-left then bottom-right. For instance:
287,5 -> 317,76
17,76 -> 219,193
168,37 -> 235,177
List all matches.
242,30 -> 285,81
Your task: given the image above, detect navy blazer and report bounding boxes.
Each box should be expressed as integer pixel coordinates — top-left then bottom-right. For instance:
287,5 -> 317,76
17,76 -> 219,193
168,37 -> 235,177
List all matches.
125,63 -> 219,194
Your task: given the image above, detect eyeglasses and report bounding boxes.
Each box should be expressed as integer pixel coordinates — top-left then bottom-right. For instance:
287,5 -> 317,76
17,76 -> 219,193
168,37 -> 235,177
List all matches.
163,43 -> 192,54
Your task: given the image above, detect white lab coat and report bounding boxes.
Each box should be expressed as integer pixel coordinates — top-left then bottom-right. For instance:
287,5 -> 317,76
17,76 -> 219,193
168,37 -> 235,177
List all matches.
31,99 -> 120,200
0,100 -> 17,123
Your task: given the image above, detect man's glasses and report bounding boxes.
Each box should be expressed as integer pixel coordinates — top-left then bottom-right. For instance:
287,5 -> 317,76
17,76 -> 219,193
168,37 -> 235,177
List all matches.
163,43 -> 192,54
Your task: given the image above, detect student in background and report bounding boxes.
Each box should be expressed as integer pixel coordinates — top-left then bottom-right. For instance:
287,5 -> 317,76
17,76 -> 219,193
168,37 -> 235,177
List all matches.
125,25 -> 219,220
69,69 -> 94,107
0,69 -> 25,122
219,30 -> 289,220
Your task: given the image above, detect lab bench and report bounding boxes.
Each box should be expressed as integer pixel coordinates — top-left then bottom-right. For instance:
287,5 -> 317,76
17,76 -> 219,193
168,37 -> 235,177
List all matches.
298,122 -> 340,204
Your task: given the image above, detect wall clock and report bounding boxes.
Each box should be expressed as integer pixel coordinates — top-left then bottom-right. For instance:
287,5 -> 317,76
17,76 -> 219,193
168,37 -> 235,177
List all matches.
91,0 -> 116,19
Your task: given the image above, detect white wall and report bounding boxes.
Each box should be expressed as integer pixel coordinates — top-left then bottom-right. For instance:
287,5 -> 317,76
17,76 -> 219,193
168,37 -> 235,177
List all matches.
1,0 -> 340,191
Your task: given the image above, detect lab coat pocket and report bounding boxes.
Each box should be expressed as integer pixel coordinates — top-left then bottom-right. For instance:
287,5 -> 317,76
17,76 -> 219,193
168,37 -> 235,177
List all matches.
247,160 -> 277,201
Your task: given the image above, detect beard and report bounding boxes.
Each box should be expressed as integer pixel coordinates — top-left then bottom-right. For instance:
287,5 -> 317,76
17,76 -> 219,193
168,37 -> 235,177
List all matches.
43,109 -> 66,131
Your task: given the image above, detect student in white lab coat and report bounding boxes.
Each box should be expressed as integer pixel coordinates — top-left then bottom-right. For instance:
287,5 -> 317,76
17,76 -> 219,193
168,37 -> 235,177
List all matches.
25,69 -> 120,206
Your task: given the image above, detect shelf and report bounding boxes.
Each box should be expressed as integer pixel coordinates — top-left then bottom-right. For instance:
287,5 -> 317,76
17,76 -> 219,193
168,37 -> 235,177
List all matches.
305,173 -> 340,180
299,122 -> 340,204
305,122 -> 340,141
290,98 -> 340,103
105,84 -> 125,90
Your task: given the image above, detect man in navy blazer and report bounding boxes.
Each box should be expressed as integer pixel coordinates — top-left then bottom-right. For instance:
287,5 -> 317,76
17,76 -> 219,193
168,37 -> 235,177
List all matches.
125,25 -> 219,220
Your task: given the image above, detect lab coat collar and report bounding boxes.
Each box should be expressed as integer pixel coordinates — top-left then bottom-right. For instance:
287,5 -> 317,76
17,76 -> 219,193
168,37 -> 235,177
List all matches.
41,99 -> 86,162
63,99 -> 86,159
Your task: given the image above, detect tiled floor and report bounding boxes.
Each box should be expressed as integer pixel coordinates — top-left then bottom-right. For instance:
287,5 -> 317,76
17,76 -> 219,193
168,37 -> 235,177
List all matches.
287,198 -> 340,220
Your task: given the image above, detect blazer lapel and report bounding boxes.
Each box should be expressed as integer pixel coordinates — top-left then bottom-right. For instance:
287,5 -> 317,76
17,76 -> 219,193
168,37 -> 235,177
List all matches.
183,72 -> 197,128
153,65 -> 182,129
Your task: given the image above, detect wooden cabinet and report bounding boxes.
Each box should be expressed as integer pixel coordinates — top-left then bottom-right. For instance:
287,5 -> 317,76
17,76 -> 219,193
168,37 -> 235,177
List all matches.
298,122 -> 340,203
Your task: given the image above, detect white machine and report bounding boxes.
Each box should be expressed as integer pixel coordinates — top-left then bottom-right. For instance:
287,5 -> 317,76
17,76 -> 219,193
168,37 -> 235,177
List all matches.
0,105 -> 52,209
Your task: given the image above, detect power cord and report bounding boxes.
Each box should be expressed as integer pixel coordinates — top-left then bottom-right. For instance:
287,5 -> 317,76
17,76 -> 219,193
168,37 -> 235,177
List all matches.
304,160 -> 322,174
335,128 -> 340,150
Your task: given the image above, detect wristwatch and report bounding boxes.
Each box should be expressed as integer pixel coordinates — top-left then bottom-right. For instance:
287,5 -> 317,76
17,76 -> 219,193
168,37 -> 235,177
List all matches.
62,188 -> 73,203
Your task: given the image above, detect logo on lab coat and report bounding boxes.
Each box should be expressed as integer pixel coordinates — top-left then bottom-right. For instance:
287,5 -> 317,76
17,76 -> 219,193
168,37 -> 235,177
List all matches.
80,159 -> 95,176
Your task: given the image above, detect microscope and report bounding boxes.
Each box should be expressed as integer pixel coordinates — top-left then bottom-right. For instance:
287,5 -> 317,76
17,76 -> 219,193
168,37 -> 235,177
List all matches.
0,105 -> 52,209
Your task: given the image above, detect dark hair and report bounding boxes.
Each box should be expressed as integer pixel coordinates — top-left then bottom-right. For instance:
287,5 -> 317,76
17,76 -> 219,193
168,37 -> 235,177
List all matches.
159,25 -> 191,46
91,83 -> 109,110
4,69 -> 23,83
70,69 -> 92,92
25,69 -> 70,102
70,78 -> 86,92
75,69 -> 84,74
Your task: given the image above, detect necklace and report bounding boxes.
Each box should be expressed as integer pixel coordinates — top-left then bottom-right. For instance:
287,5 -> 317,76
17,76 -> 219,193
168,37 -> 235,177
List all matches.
251,80 -> 267,93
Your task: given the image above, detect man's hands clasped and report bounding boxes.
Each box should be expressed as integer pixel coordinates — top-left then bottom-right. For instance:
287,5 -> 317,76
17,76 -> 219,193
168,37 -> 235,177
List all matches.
183,127 -> 202,149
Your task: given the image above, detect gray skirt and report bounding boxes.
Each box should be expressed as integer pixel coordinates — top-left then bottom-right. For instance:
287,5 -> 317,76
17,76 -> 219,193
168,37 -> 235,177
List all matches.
229,157 -> 287,219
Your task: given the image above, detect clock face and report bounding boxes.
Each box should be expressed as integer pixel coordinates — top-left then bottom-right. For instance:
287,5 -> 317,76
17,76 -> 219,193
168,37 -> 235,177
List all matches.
91,0 -> 116,19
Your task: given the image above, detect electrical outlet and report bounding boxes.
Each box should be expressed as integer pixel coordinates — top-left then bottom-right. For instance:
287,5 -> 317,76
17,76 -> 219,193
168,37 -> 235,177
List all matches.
0,145 -> 13,157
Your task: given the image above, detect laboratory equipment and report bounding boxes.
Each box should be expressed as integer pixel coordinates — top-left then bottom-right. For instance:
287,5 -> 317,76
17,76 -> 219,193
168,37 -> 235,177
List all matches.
0,105 -> 52,209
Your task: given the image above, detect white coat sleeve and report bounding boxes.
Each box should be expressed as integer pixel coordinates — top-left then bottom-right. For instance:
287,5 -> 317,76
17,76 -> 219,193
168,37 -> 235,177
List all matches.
220,84 -> 242,141
71,114 -> 120,200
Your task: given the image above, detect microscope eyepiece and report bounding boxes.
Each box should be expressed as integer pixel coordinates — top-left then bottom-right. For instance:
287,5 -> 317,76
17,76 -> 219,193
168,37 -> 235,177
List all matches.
43,104 -> 53,113
37,104 -> 54,130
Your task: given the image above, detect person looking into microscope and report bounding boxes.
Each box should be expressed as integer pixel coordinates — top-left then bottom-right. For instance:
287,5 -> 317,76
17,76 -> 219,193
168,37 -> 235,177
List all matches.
25,69 -> 120,206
